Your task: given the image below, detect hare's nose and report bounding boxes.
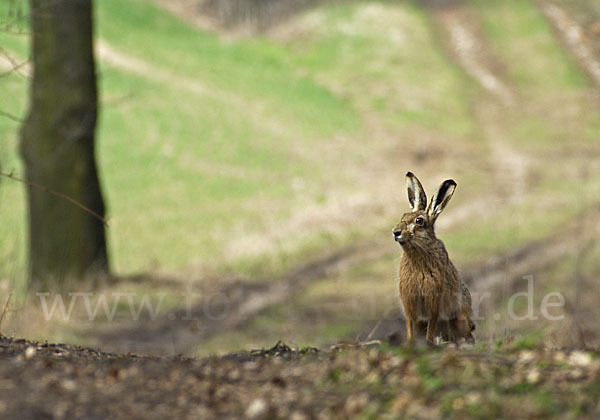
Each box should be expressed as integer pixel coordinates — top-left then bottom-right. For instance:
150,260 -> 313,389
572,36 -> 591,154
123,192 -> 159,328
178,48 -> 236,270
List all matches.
393,231 -> 404,243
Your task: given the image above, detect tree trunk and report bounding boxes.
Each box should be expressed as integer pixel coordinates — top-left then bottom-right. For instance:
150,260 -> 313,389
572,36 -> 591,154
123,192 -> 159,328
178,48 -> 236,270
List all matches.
20,0 -> 108,290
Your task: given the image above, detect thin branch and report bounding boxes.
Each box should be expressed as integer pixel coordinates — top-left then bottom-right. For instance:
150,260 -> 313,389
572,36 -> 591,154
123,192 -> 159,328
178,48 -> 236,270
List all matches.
0,171 -> 109,227
365,317 -> 384,341
0,293 -> 12,335
0,59 -> 30,79
0,109 -> 23,123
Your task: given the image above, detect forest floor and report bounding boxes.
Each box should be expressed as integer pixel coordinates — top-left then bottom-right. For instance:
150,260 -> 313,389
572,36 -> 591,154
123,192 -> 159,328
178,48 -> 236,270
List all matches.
1,335 -> 600,420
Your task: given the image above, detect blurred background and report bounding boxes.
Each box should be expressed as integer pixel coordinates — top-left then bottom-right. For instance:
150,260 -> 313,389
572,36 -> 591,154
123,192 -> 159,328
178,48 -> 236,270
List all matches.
0,0 -> 599,356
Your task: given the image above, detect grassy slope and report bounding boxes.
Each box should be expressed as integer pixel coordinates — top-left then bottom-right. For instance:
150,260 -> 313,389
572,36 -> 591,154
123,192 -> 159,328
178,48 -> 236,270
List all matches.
1,0 -> 362,280
97,0 -> 369,276
0,0 -> 480,283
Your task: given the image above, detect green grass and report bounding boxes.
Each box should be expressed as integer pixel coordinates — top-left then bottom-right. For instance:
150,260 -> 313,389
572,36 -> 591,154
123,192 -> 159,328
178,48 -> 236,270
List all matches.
446,161 -> 600,264
0,0 -> 28,56
1,0 -> 487,280
97,0 -> 358,138
95,0 -> 395,275
444,199 -> 577,265
286,1 -> 478,138
2,0 -> 365,278
468,0 -> 599,151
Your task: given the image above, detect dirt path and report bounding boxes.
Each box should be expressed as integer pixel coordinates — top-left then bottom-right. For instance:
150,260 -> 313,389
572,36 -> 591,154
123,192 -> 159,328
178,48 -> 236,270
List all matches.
94,242 -> 389,354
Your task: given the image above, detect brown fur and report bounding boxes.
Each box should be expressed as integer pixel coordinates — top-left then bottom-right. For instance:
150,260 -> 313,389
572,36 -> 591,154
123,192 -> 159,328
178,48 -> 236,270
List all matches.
393,173 -> 474,344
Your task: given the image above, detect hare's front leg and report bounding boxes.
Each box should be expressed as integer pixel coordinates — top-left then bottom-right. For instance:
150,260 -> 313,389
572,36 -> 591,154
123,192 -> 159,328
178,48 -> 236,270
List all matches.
405,316 -> 414,341
426,313 -> 439,344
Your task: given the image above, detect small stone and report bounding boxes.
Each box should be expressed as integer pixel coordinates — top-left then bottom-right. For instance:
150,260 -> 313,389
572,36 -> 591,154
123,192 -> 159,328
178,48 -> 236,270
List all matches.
465,392 -> 480,405
518,350 -> 536,364
569,351 -> 592,367
345,393 -> 369,414
570,368 -> 584,379
452,398 -> 465,410
61,379 -> 77,391
227,369 -> 240,381
526,368 -> 541,383
24,347 -> 36,359
243,361 -> 259,371
246,398 -> 267,419
290,411 -> 308,420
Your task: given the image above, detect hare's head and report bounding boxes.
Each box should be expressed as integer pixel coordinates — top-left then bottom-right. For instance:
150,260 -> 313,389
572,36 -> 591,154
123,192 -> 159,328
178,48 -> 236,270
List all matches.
392,172 -> 456,248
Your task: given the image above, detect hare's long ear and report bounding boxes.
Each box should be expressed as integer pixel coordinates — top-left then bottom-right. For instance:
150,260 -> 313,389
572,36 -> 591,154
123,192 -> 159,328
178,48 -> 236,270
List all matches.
427,179 -> 456,222
406,172 -> 427,212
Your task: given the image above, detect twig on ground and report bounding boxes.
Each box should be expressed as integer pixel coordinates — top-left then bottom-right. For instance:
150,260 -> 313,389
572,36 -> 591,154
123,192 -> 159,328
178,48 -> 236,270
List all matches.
330,340 -> 382,351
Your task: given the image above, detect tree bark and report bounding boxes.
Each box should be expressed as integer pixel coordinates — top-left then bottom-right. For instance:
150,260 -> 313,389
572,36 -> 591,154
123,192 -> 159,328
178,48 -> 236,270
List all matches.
20,0 -> 108,290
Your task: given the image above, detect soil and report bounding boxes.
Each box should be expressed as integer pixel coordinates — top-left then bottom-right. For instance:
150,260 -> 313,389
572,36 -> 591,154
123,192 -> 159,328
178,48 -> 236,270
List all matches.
2,335 -> 600,420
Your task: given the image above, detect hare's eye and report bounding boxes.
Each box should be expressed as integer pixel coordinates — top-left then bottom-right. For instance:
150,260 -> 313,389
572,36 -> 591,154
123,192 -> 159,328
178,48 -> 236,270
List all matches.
415,217 -> 424,226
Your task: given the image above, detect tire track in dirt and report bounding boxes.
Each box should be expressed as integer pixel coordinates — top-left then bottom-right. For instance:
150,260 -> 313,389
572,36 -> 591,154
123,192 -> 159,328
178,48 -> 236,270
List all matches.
94,242 -> 390,355
422,0 -> 532,218
537,1 -> 600,86
422,0 -> 515,104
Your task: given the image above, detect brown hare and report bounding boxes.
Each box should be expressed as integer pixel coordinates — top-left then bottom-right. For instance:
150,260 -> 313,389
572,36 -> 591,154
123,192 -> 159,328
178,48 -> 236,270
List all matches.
393,172 -> 475,345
